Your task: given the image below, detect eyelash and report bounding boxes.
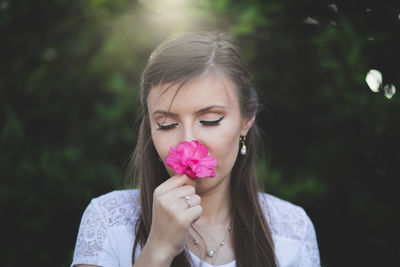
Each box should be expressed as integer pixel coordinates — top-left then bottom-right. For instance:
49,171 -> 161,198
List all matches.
156,116 -> 224,130
200,116 -> 224,125
156,122 -> 178,130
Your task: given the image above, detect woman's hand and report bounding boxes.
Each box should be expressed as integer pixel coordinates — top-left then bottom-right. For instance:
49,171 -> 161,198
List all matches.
144,174 -> 202,264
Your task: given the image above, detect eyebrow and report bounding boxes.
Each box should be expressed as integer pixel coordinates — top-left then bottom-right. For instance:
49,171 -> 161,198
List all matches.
151,105 -> 226,117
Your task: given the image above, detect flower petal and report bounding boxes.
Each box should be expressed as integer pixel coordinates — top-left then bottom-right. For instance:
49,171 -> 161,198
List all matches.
194,165 -> 216,178
192,140 -> 208,158
198,156 -> 218,169
185,168 -> 197,179
165,140 -> 218,179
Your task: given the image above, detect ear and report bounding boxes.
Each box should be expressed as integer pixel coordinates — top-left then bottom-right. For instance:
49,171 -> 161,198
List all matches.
240,115 -> 255,136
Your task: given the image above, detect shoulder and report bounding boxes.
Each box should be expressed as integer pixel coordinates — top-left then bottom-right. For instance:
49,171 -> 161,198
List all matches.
89,189 -> 141,227
258,192 -> 314,241
71,189 -> 141,266
258,193 -> 321,266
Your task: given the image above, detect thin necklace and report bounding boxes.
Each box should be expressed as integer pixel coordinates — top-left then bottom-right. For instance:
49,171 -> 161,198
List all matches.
190,223 -> 232,263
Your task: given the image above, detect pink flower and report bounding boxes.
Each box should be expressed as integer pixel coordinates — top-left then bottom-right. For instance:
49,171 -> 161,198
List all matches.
166,140 -> 218,179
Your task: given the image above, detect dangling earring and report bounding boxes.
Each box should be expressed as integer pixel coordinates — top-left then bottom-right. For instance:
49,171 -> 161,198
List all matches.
240,135 -> 247,155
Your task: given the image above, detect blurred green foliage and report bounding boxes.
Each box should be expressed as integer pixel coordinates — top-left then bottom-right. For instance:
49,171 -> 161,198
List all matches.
1,0 -> 399,266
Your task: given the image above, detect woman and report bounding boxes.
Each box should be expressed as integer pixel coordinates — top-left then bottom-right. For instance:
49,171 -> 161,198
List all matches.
71,31 -> 321,267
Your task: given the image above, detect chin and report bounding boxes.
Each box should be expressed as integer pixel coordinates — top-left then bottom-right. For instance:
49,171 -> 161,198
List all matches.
195,173 -> 230,191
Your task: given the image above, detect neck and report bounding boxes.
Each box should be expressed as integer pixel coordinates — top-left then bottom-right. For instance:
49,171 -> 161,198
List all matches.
194,175 -> 232,227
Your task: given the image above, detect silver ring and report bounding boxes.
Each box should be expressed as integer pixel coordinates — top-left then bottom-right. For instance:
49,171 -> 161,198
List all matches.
184,196 -> 191,208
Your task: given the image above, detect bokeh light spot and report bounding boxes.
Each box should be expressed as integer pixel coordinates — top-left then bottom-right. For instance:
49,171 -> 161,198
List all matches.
303,17 -> 319,25
328,4 -> 338,13
383,84 -> 396,99
365,69 -> 382,93
43,48 -> 58,62
0,0 -> 9,10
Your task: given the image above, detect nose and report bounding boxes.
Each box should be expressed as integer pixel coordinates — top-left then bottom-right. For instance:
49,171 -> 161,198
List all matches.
181,122 -> 196,143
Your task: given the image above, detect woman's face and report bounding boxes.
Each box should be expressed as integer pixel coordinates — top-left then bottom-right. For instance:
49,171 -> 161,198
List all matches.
147,74 -> 254,193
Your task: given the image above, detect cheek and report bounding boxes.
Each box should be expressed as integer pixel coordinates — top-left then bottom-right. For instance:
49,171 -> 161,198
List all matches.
207,127 -> 241,174
218,137 -> 239,168
151,130 -> 171,161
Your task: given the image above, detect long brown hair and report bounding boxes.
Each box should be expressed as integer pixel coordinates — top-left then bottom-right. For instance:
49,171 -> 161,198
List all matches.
128,31 -> 277,267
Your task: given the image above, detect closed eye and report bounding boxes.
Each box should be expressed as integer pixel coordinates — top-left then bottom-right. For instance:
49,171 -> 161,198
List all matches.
156,116 -> 224,130
156,122 -> 179,130
200,116 -> 224,126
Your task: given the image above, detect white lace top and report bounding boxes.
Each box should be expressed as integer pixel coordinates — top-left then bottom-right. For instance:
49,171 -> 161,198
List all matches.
71,189 -> 321,267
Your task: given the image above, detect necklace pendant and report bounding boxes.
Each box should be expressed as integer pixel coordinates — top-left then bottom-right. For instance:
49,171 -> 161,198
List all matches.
207,250 -> 215,257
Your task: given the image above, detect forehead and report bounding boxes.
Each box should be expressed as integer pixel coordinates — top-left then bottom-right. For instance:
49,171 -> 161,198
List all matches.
147,74 -> 239,113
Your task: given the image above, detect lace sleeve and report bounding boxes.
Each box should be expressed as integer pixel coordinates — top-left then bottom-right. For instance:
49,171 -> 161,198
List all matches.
297,208 -> 321,267
71,199 -> 119,267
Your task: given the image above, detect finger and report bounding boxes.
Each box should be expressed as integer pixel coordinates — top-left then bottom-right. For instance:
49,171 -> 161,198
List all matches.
164,184 -> 195,200
155,174 -> 196,196
183,205 -> 203,225
159,192 -> 200,214
181,194 -> 201,209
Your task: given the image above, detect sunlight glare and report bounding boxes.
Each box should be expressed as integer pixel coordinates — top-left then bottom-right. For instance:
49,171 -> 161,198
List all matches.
138,0 -> 187,12
138,0 -> 197,32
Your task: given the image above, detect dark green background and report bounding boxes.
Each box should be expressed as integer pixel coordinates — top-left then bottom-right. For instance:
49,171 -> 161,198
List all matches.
1,0 -> 399,266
